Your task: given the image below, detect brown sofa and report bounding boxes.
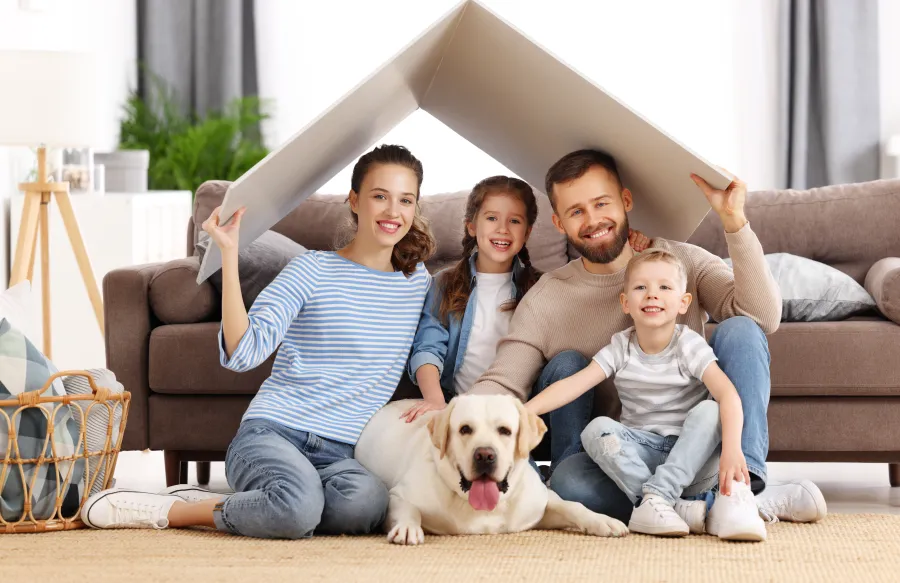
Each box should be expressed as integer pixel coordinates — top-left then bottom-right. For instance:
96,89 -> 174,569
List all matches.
104,178 -> 900,487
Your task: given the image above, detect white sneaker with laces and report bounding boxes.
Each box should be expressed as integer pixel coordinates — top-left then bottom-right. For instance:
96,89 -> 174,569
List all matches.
706,480 -> 767,541
629,494 -> 689,537
756,479 -> 827,523
159,485 -> 226,504
674,499 -> 707,534
82,489 -> 179,529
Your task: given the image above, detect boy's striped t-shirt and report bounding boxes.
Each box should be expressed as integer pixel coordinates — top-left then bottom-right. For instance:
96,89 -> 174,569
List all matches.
593,325 -> 718,437
219,250 -> 431,445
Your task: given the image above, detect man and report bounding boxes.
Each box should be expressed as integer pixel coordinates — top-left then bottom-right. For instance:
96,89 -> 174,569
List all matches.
470,149 -> 826,525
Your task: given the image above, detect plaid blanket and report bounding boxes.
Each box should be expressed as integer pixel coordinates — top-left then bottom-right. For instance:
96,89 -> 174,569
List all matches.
0,318 -> 83,521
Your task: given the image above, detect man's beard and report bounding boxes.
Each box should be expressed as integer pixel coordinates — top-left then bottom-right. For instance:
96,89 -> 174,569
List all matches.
568,216 -> 630,265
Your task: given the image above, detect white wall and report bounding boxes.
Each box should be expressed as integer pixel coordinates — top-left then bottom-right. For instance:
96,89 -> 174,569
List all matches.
256,0 -> 748,196
732,0 -> 782,190
879,0 -> 900,179
0,0 -> 137,285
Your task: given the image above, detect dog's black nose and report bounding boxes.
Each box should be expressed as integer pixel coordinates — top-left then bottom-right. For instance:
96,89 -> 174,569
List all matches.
473,447 -> 497,474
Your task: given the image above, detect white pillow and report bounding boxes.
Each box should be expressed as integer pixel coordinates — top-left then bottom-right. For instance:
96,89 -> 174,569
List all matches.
0,281 -> 36,341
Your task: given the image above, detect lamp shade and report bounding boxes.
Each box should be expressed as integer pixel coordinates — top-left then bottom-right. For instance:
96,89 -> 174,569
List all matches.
0,50 -> 105,148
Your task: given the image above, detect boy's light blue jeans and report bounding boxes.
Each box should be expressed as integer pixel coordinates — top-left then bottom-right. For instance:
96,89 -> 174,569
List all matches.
581,400 -> 721,506
212,418 -> 389,539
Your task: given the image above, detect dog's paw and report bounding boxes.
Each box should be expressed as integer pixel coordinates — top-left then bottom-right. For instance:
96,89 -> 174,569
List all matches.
584,514 -> 629,538
387,522 -> 425,545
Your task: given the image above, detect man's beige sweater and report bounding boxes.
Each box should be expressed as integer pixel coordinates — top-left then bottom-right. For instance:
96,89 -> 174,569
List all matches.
469,223 -> 782,401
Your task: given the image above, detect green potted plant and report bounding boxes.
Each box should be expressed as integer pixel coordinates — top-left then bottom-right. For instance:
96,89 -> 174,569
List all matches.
114,74 -> 271,199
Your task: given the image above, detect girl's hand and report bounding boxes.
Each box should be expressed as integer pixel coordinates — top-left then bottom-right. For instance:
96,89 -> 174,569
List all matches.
719,446 -> 751,495
628,228 -> 651,252
202,205 -> 246,251
401,399 -> 446,423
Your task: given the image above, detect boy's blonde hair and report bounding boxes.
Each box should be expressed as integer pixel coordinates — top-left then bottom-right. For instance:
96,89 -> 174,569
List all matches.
624,249 -> 688,291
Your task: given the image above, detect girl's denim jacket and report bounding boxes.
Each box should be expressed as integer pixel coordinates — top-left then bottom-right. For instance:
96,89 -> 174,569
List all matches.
407,252 -> 527,399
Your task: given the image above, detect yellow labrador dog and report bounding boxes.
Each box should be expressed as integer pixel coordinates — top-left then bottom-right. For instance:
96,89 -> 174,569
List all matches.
354,394 -> 628,545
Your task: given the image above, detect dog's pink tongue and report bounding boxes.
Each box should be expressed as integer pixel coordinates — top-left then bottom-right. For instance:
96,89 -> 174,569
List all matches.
468,478 -> 501,511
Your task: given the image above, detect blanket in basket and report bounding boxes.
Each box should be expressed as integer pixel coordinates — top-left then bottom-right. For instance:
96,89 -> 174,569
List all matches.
62,369 -> 124,495
0,318 -> 83,522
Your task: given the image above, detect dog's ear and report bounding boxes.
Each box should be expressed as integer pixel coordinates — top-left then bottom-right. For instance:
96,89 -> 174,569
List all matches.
426,399 -> 456,459
514,399 -> 547,460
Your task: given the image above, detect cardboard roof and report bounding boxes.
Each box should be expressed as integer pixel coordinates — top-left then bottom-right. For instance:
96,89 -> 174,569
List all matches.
198,0 -> 730,282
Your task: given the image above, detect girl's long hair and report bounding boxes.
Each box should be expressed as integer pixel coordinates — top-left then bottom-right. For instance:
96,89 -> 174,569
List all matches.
437,176 -> 541,324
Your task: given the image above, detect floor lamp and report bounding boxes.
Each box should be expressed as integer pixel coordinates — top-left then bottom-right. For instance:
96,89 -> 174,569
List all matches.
0,50 -> 106,359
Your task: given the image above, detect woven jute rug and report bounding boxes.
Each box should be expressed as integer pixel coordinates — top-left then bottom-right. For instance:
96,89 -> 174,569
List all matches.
8,514 -> 899,582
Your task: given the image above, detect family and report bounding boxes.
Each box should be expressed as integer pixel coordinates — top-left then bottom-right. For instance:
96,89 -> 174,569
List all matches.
81,144 -> 827,541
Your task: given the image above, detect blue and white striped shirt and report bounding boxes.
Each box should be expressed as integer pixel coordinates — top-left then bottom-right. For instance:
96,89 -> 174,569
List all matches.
219,250 -> 432,445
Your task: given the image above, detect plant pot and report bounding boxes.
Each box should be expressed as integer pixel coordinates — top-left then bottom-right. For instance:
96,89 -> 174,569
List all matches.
93,150 -> 149,193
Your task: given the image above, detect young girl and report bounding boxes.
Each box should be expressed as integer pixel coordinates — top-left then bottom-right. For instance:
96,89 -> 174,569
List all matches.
81,144 -> 436,539
403,176 -> 650,423
401,176 -> 540,423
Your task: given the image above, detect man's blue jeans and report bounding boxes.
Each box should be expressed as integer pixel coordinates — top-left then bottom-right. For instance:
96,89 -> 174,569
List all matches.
213,418 -> 389,539
532,350 -> 597,472
543,316 -> 771,522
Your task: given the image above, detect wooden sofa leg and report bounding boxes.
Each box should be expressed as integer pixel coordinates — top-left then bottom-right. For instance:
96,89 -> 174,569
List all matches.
890,464 -> 900,487
196,461 -> 211,486
164,451 -> 188,487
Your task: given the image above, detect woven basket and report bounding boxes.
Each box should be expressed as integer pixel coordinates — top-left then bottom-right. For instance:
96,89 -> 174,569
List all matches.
0,370 -> 130,533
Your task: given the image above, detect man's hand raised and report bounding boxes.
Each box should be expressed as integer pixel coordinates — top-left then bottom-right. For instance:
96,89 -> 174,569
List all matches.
690,170 -> 748,233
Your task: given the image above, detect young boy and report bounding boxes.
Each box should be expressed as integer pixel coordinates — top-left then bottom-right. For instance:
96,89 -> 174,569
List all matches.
526,249 -> 766,541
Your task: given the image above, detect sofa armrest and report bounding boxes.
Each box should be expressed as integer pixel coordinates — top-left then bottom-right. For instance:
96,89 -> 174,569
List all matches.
865,257 -> 900,325
104,262 -> 167,451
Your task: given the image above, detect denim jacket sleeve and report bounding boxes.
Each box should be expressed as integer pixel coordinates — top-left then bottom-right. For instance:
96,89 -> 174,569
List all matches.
407,276 -> 450,384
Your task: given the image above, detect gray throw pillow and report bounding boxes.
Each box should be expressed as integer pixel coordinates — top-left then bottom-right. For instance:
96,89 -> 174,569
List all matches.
723,253 -> 877,321
195,230 -> 308,309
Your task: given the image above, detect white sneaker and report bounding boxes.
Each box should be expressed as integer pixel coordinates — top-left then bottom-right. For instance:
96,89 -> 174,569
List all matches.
674,499 -> 707,534
82,489 -> 179,529
159,484 -> 226,504
756,479 -> 827,523
706,480 -> 767,541
629,494 -> 689,537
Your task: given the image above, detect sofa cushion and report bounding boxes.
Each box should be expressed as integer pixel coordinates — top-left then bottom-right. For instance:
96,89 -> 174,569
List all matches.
723,253 -> 877,321
149,323 -> 273,395
149,257 -> 218,324
153,316 -> 900,400
865,257 -> 900,325
704,318 -> 900,397
688,178 -> 900,285
195,230 -> 308,310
